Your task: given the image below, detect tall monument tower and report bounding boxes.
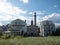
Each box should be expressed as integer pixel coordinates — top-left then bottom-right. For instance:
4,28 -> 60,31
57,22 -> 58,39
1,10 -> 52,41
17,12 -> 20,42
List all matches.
34,12 -> 36,26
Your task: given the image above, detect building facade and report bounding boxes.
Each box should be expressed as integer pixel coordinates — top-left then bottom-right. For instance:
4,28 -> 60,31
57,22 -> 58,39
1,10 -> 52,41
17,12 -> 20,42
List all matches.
27,25 -> 38,36
8,19 -> 27,36
40,20 -> 56,36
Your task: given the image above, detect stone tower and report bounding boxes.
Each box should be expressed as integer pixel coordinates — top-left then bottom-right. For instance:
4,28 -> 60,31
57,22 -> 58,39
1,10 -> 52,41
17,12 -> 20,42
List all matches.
34,12 -> 36,26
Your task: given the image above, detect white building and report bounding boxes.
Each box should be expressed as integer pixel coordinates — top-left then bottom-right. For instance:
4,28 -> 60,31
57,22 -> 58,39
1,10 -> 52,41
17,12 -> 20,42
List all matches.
40,20 -> 56,36
8,19 -> 27,36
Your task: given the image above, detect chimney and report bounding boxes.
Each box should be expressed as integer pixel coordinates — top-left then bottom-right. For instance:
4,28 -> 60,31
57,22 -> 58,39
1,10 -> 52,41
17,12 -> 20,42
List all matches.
25,20 -> 26,23
31,20 -> 33,26
34,12 -> 36,26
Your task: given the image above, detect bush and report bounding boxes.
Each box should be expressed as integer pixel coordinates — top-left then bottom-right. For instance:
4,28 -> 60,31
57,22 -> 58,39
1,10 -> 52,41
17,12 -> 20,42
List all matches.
1,34 -> 15,39
1,35 -> 7,39
0,31 -> 2,37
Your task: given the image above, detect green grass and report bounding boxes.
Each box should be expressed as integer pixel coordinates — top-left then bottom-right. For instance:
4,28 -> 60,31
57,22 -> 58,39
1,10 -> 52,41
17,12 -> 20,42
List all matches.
0,36 -> 60,45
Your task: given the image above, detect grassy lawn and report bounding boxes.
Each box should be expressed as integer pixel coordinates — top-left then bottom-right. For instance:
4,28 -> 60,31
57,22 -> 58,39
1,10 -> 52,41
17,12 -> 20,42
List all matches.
0,36 -> 60,45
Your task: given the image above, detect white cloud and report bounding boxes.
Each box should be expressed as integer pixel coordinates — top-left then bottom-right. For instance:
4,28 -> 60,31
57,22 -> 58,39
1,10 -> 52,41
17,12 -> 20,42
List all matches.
0,15 -> 12,21
0,0 -> 27,26
36,11 -> 45,15
12,16 -> 27,21
29,12 -> 33,15
0,22 -> 3,26
55,23 -> 60,27
0,1 -> 27,15
20,0 -> 29,3
42,13 -> 55,21
0,0 -> 7,2
29,11 -> 45,15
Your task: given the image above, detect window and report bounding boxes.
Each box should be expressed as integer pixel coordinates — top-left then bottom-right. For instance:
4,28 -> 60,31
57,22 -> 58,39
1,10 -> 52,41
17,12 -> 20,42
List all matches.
15,22 -> 17,24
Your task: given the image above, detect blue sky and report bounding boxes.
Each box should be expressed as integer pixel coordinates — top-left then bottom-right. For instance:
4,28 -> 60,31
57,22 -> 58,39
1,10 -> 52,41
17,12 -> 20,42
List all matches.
0,0 -> 60,26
